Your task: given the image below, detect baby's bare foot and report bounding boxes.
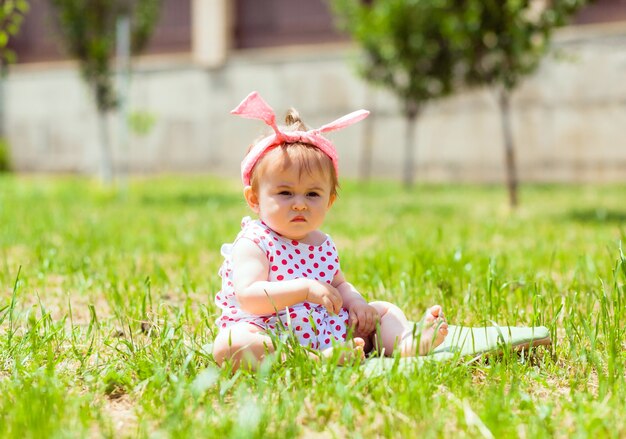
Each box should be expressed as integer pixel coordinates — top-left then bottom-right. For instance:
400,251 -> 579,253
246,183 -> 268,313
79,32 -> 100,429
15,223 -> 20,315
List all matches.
320,337 -> 365,365
400,305 -> 449,356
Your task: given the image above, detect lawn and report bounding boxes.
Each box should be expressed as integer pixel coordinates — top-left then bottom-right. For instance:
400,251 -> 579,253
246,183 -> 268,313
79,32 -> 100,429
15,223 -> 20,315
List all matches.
0,175 -> 624,438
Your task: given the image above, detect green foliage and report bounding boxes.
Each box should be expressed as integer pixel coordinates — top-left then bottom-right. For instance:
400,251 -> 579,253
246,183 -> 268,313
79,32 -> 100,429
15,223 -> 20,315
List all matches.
129,109 -> 157,137
0,137 -> 11,171
460,0 -> 589,91
0,0 -> 29,66
331,0 -> 466,116
332,0 -> 590,103
49,0 -> 162,112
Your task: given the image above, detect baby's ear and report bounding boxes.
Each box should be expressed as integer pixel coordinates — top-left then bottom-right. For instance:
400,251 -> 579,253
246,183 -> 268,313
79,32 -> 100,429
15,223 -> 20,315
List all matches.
243,186 -> 260,213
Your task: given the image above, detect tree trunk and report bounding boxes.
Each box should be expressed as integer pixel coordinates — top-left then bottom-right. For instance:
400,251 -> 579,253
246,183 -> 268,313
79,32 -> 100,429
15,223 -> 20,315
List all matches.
116,14 -> 131,187
403,102 -> 420,188
359,88 -> 375,182
0,62 -> 5,139
0,62 -> 7,172
498,88 -> 518,207
97,109 -> 113,184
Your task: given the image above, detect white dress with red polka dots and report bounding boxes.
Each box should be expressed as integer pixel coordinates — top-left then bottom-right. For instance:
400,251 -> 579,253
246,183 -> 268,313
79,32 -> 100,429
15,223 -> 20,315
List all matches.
215,217 -> 350,350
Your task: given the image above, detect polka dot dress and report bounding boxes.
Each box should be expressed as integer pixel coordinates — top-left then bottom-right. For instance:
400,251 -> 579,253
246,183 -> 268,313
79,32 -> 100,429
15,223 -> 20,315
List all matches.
215,217 -> 349,350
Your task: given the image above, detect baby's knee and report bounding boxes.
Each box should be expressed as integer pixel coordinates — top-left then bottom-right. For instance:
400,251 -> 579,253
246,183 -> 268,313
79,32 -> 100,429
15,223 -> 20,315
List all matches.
212,325 -> 271,369
212,329 -> 251,366
369,300 -> 403,317
212,332 -> 233,366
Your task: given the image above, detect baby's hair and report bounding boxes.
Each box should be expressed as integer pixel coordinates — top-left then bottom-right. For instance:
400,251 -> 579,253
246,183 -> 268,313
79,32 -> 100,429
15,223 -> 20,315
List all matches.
246,108 -> 339,198
284,108 -> 307,131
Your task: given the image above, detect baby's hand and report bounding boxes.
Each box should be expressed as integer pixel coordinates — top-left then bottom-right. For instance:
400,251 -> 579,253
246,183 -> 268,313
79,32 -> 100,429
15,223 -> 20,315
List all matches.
306,280 -> 343,314
349,302 -> 379,337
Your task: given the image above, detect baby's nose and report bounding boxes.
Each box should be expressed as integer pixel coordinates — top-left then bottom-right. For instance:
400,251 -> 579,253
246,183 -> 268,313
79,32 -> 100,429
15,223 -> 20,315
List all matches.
292,197 -> 307,210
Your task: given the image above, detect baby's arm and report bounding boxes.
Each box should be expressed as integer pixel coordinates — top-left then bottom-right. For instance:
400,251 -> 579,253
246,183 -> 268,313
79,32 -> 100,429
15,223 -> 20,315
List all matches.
232,239 -> 343,315
332,270 -> 379,336
332,270 -> 366,308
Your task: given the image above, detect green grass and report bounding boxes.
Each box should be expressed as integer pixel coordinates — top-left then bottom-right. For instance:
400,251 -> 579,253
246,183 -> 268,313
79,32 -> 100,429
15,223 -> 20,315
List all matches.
0,175 -> 624,438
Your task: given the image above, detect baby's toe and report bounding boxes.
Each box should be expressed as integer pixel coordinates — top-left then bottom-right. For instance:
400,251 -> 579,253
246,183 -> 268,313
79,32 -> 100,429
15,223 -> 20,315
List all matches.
423,313 -> 436,325
353,337 -> 365,348
429,305 -> 443,318
352,337 -> 365,360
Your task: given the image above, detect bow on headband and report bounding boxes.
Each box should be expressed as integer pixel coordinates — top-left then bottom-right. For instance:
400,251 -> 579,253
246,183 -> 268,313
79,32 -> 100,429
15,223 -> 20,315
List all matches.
231,91 -> 369,186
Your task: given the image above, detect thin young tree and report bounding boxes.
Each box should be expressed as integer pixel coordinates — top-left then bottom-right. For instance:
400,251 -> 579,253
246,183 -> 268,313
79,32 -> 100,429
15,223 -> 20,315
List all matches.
331,0 -> 466,187
49,0 -> 161,183
460,0 -> 588,207
0,0 -> 29,171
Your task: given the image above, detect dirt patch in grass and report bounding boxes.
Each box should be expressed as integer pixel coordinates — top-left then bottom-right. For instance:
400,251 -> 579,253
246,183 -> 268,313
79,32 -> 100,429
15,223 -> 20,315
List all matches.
103,394 -> 138,437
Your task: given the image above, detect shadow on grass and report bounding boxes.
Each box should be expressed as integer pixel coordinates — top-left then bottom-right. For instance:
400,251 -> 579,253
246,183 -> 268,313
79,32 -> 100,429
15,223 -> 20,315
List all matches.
567,208 -> 626,224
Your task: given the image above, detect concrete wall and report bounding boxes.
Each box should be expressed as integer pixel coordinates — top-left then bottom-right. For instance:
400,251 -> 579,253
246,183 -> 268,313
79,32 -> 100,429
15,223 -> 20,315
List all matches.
4,23 -> 626,182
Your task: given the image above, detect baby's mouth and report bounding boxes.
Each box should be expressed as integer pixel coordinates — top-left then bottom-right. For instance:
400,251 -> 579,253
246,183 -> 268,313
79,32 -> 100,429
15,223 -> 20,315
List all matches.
291,216 -> 306,222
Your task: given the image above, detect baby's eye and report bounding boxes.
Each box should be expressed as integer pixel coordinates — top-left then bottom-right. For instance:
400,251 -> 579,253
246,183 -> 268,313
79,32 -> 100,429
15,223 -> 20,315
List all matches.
278,191 -> 292,196
307,192 -> 321,197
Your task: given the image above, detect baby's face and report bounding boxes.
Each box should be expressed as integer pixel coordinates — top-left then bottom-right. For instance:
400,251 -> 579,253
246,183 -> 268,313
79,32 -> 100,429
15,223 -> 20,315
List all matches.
250,163 -> 335,242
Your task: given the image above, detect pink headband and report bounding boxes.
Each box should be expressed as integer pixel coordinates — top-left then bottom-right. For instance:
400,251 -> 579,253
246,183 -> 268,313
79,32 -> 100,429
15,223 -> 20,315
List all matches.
231,91 -> 369,186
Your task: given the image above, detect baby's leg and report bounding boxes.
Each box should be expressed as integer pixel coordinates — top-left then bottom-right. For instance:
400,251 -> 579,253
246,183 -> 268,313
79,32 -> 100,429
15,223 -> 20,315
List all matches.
369,301 -> 448,356
212,323 -> 275,371
213,323 -> 364,370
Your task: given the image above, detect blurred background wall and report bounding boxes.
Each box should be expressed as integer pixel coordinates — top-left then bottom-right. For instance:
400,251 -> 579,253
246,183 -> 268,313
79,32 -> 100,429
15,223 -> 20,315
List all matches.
4,0 -> 626,182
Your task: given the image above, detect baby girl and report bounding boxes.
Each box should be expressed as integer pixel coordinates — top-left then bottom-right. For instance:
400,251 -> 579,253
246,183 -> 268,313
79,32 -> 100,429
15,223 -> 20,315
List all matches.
213,92 -> 448,370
